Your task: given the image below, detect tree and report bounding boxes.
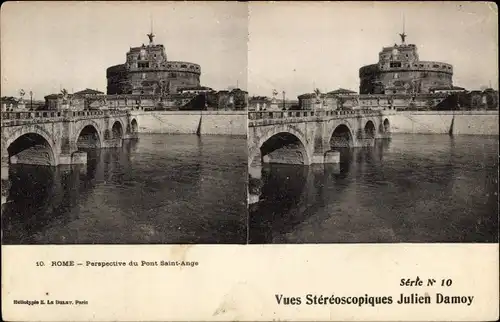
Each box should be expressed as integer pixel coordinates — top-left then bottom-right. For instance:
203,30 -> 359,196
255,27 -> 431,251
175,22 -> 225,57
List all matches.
470,93 -> 482,110
483,90 -> 499,110
425,98 -> 434,110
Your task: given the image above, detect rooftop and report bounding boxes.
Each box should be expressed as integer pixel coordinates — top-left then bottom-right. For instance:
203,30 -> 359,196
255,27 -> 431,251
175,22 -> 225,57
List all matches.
177,86 -> 214,92
430,86 -> 466,91
328,88 -> 357,95
74,88 -> 104,95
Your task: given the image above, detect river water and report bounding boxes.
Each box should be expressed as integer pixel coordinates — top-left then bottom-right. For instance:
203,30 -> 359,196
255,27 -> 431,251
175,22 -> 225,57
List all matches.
2,134 -> 247,244
249,134 -> 498,244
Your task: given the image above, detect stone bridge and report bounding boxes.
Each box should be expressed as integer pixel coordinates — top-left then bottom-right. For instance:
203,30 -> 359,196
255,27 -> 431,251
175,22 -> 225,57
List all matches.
1,109 -> 139,205
248,109 -> 393,204
248,109 -> 392,167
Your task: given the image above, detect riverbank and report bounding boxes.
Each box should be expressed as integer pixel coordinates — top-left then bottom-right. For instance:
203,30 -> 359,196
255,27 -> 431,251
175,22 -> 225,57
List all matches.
129,110 -> 498,136
130,110 -> 247,136
389,110 -> 498,136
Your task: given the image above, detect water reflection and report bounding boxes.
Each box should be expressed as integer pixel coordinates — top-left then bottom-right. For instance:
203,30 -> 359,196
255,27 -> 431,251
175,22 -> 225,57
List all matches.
2,135 -> 247,244
249,135 -> 498,243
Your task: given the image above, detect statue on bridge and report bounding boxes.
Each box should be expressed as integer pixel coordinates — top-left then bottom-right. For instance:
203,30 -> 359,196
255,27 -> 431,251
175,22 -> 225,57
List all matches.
61,88 -> 68,102
270,89 -> 279,110
314,88 -> 321,104
100,97 -> 108,108
272,89 -> 278,103
17,89 -> 26,110
60,88 -> 70,110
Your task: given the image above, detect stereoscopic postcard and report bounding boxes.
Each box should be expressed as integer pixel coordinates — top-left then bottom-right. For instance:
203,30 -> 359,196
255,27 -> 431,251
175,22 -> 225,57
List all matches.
1,1 -> 498,321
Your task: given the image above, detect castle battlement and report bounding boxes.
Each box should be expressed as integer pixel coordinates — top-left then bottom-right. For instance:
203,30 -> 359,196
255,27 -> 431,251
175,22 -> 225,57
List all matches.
359,32 -> 454,95
107,33 -> 201,95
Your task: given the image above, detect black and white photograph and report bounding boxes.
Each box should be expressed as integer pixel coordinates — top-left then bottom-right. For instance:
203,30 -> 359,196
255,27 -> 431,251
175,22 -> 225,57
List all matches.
1,2 -> 498,245
1,2 -> 499,321
1,2 -> 248,244
247,2 -> 498,244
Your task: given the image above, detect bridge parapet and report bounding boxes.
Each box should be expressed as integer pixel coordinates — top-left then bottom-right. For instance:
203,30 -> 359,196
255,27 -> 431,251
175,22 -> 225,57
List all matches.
249,109 -> 388,126
1,109 -> 129,126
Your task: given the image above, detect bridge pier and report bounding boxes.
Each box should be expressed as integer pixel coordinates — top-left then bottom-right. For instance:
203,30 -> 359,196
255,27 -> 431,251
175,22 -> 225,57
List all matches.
1,156 -> 9,207
102,139 -> 123,148
354,137 -> 376,148
312,121 -> 342,164
58,138 -> 87,165
312,151 -> 340,164
248,149 -> 264,205
375,132 -> 391,140
248,164 -> 262,205
123,133 -> 139,140
58,151 -> 87,165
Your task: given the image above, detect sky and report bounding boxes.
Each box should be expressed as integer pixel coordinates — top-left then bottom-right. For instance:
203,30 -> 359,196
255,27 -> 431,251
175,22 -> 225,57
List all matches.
1,2 -> 498,100
248,1 -> 498,99
1,1 -> 248,99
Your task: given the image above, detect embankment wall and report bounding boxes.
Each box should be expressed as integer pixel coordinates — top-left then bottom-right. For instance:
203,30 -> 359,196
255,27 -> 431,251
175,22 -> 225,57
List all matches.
130,111 -> 247,136
130,110 -> 497,136
388,111 -> 498,135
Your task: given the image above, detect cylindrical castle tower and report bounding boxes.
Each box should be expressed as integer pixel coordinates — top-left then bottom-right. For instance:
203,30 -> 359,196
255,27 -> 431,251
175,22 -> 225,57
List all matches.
106,33 -> 201,95
359,33 -> 453,95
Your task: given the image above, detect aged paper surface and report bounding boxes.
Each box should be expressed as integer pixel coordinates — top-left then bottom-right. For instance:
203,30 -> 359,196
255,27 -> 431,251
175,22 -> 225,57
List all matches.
1,1 -> 499,321
2,245 -> 499,320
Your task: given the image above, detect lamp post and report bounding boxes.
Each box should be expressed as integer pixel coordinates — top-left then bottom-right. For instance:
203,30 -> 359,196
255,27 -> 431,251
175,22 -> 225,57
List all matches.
29,91 -> 33,110
282,91 -> 286,110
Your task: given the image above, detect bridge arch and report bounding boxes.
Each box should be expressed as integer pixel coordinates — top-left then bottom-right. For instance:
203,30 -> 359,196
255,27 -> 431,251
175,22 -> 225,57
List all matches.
364,120 -> 376,139
130,118 -> 138,133
76,124 -> 102,149
250,128 -> 312,166
111,120 -> 124,139
74,119 -> 102,139
329,123 -> 354,148
383,118 -> 390,133
5,128 -> 57,166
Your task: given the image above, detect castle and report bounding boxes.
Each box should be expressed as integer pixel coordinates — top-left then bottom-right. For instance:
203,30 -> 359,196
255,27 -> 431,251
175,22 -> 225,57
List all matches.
39,31 -> 247,112
283,31 -> 497,112
359,32 -> 455,95
106,31 -> 202,95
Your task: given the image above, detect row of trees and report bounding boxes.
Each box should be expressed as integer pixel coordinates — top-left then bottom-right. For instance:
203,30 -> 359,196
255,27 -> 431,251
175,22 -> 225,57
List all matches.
435,90 -> 499,111
152,91 -> 248,111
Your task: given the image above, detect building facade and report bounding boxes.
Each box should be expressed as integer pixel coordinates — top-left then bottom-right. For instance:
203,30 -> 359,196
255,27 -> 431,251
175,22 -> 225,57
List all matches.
248,96 -> 271,111
359,33 -> 453,95
106,33 -> 201,95
298,89 -> 359,110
